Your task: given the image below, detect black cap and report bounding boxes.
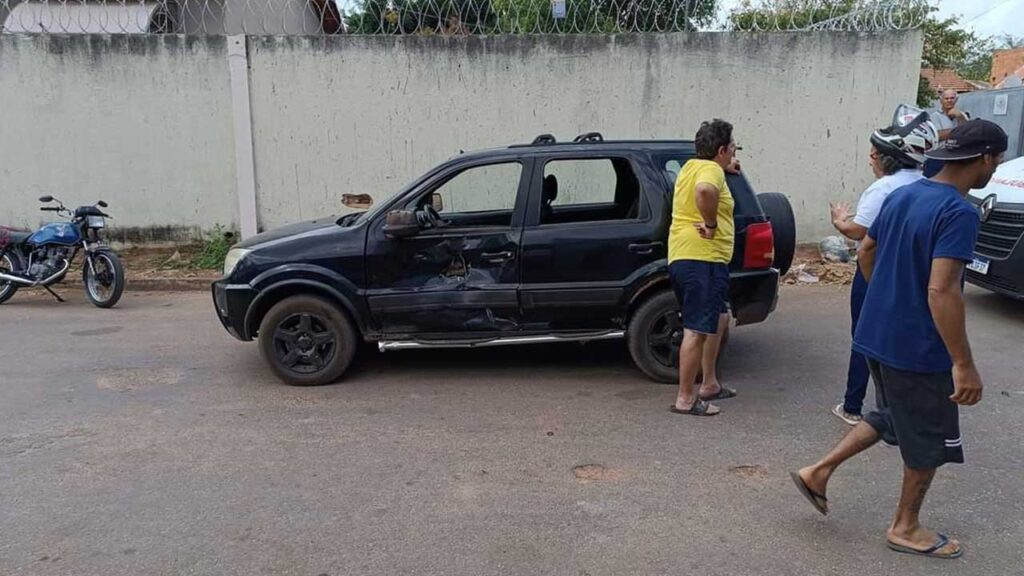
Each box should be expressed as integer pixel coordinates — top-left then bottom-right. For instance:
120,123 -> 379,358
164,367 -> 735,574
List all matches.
925,119 -> 1008,160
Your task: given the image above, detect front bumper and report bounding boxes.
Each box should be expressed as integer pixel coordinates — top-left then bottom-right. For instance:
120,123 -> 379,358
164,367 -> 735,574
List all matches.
729,268 -> 780,326
966,251 -> 1024,301
212,280 -> 258,340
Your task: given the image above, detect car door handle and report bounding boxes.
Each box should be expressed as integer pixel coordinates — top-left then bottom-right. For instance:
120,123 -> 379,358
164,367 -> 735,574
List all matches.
481,250 -> 514,262
628,242 -> 663,255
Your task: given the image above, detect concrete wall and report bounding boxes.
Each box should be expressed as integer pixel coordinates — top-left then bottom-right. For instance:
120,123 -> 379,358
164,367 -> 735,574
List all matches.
0,32 -> 923,242
248,33 -> 923,239
0,35 -> 238,240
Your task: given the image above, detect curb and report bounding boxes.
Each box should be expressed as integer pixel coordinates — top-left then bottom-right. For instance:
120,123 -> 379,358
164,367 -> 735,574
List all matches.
128,278 -> 215,292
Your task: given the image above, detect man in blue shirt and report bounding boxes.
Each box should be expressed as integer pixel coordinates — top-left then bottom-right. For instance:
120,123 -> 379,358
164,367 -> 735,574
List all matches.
790,120 -> 1008,559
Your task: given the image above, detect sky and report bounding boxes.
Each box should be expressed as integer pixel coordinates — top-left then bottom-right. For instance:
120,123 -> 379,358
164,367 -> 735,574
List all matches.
932,0 -> 1024,39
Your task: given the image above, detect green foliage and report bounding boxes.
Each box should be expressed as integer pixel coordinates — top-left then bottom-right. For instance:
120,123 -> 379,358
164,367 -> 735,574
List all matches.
726,0 -> 930,31
916,74 -> 936,108
344,0 -> 717,34
191,225 -> 236,270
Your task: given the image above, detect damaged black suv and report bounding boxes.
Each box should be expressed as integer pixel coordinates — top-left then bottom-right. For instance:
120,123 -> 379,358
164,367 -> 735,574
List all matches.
212,133 -> 795,386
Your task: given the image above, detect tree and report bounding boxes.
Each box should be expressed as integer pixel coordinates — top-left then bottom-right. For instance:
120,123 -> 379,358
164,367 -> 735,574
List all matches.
345,0 -> 717,34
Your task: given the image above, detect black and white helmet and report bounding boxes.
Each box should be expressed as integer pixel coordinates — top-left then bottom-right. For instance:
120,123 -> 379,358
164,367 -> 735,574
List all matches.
870,105 -> 939,166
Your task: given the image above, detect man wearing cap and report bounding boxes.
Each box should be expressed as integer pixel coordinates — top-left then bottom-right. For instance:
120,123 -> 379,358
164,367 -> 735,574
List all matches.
791,120 -> 1007,559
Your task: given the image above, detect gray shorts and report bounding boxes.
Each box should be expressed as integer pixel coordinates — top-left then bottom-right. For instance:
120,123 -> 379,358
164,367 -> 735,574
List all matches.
863,359 -> 964,470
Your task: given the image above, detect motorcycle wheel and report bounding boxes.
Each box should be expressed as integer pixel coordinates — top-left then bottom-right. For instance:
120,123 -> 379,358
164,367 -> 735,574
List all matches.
0,252 -> 22,305
83,250 -> 125,308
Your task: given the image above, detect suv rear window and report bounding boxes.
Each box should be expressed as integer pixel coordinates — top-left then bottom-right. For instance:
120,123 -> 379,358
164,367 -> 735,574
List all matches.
653,152 -> 760,216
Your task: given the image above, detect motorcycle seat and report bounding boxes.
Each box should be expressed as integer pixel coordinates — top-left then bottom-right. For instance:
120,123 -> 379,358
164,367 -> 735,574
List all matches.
0,227 -> 31,248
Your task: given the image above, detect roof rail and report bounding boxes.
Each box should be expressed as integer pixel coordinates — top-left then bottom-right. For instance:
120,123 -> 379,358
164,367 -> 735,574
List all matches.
531,134 -> 557,145
573,132 -> 604,143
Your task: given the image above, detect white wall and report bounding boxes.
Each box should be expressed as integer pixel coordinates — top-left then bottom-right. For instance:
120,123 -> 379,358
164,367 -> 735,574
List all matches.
0,35 -> 237,240
0,32 -> 923,242
248,33 -> 923,239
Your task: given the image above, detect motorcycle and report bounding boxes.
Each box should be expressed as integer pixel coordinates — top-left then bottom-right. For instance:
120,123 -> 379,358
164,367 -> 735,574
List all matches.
0,196 -> 125,308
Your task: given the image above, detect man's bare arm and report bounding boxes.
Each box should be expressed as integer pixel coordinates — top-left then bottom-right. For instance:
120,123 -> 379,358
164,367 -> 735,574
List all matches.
929,258 -> 982,406
857,235 -> 877,281
834,220 -> 869,241
694,182 -> 720,225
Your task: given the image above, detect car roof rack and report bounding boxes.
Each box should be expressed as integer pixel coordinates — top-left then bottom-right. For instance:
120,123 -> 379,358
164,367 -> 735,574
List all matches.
573,132 -> 604,143
531,134 -> 557,145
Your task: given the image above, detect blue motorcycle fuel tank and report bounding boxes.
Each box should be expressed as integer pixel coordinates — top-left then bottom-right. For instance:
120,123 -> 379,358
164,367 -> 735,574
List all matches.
27,222 -> 81,246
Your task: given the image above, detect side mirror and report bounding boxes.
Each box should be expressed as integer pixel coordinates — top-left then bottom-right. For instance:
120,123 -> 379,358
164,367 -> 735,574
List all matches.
341,193 -> 373,210
98,200 -> 108,208
39,195 -> 53,203
430,193 -> 445,213
383,210 -> 420,239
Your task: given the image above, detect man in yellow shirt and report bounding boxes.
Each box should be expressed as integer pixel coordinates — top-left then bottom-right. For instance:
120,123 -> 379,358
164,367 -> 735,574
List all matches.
668,119 -> 739,417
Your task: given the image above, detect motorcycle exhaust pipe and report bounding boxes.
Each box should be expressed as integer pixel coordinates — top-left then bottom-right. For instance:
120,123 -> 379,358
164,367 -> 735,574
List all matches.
0,259 -> 70,287
0,271 -> 34,285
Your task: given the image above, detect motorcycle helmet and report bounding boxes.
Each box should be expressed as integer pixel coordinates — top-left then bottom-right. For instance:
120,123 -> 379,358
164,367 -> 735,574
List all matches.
870,105 -> 939,167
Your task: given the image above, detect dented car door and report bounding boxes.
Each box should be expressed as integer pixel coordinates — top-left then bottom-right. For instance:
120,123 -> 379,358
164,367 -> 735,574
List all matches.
364,158 -> 532,336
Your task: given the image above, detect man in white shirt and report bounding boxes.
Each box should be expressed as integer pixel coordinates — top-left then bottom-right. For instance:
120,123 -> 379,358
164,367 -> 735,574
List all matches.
827,114 -> 938,425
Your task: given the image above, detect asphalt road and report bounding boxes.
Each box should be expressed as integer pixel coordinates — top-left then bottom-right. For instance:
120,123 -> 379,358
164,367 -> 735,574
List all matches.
1,285 -> 1022,576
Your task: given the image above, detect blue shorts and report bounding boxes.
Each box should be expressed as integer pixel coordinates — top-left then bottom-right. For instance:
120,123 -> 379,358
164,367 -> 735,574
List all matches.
668,260 -> 730,335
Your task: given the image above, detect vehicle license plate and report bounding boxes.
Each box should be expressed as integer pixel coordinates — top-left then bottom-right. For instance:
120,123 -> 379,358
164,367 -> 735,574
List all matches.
967,256 -> 989,275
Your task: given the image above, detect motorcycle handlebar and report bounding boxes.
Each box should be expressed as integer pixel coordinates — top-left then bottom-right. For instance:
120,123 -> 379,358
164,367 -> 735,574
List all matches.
40,207 -> 61,211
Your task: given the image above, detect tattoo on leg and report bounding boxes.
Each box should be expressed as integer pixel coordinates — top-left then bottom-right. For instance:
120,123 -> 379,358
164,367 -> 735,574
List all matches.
909,474 -> 934,515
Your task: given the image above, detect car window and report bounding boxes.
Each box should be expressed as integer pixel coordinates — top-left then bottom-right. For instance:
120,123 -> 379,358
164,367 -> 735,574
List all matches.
425,162 -> 521,226
539,158 -> 642,224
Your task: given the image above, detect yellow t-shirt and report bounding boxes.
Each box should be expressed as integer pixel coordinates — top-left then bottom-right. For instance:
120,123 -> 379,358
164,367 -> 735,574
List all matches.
668,159 -> 735,264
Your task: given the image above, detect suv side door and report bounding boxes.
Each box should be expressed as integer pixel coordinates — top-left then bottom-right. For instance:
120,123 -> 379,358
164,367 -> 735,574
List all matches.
364,157 -> 532,337
518,150 -> 669,331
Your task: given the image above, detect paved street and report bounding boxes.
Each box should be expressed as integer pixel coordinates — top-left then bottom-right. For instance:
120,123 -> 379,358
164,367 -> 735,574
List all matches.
1,285 -> 1022,576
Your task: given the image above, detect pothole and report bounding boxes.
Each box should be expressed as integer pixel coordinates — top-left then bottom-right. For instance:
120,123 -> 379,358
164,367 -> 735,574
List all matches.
728,464 -> 768,480
573,463 -> 625,484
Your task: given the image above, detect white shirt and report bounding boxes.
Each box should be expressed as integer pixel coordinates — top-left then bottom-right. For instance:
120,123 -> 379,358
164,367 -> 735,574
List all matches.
854,169 -> 924,228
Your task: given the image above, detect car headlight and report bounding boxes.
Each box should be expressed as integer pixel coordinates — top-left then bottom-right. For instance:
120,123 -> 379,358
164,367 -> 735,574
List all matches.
223,248 -> 251,277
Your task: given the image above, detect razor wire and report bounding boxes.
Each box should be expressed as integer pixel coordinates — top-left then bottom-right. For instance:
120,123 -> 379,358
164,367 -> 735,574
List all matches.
0,0 -> 931,35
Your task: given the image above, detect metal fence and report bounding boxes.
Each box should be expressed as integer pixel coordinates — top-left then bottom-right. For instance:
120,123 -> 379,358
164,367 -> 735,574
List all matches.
0,0 -> 930,35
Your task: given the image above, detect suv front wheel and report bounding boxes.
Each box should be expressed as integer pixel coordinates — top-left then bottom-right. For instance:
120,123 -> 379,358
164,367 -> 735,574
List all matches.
627,289 -> 728,384
258,295 -> 357,386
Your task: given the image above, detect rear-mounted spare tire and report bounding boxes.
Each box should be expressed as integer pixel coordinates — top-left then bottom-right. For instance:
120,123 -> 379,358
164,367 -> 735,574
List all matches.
757,192 -> 796,275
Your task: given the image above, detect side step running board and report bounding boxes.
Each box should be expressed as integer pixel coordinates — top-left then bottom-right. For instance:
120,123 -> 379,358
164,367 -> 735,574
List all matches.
378,331 -> 625,352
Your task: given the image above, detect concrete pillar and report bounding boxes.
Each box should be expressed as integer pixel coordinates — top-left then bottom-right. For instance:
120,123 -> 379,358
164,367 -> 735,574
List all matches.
226,35 -> 258,239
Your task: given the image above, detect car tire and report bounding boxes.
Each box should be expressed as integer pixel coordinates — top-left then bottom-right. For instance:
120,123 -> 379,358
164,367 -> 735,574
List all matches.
758,192 -> 796,275
258,295 -> 357,386
628,289 -> 732,384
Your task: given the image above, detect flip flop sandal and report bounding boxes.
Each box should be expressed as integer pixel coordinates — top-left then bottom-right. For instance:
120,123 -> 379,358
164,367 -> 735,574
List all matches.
669,400 -> 719,417
887,534 -> 963,559
700,387 -> 738,401
790,471 -> 828,516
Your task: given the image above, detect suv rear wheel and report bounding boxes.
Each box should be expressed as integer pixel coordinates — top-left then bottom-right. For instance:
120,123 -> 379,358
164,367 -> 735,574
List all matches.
627,290 -> 729,384
258,295 -> 357,386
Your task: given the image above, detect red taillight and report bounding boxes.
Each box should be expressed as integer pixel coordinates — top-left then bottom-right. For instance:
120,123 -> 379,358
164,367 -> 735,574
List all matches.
744,222 -> 775,269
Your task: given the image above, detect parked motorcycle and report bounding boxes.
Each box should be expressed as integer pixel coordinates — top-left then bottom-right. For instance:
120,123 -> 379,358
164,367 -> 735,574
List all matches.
0,196 -> 124,308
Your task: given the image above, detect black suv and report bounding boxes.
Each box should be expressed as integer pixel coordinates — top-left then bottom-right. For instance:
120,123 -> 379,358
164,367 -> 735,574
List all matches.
213,133 -> 795,385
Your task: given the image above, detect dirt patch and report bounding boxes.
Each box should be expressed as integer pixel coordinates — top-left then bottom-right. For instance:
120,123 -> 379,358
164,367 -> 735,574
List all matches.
119,245 -> 220,282
573,464 -> 627,484
783,244 -> 857,286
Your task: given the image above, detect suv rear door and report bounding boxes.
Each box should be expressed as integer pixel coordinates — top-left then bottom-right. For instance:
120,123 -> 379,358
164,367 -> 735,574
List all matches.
518,150 -> 669,331
364,157 -> 531,336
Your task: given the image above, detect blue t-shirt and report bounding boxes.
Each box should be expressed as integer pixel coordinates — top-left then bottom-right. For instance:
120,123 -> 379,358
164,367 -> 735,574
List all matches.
853,179 -> 980,373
